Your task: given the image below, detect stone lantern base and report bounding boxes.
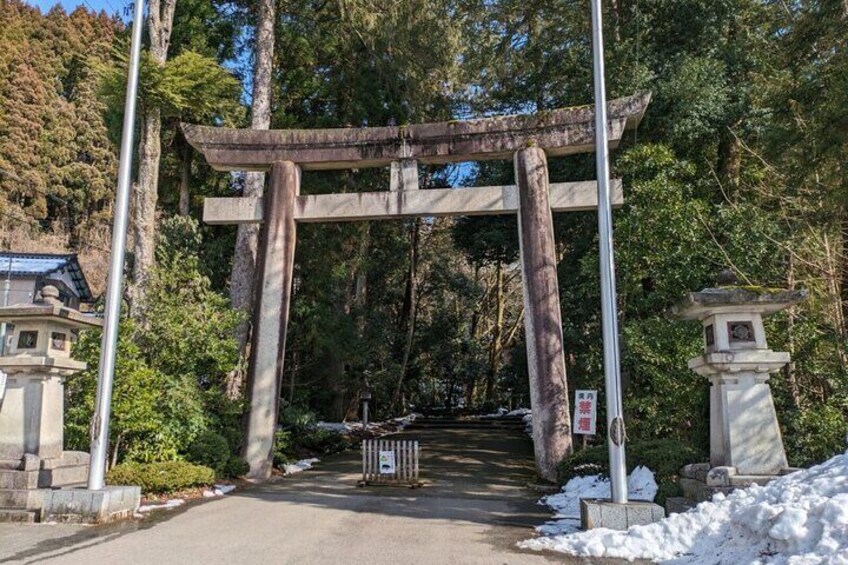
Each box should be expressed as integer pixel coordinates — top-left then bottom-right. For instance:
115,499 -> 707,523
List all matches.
0,451 -> 90,490
672,462 -> 801,512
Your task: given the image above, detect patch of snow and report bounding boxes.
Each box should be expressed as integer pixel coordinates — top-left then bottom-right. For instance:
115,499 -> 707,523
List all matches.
283,458 -> 320,475
315,421 -> 353,433
534,466 -> 658,536
480,407 -> 531,419
201,484 -> 237,498
392,413 -> 421,430
521,451 -> 848,565
137,498 -> 185,513
522,413 -> 533,436
214,484 -> 236,495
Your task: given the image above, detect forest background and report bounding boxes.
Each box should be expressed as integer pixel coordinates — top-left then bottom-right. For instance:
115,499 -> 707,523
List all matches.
0,0 -> 846,476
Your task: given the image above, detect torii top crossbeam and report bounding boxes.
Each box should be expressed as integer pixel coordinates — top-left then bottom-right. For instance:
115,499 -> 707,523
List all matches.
182,93 -> 650,172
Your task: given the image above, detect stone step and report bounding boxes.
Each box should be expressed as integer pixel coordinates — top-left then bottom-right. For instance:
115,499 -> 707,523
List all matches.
0,469 -> 40,490
0,488 -> 46,510
39,464 -> 89,488
0,508 -> 39,523
409,418 -> 526,430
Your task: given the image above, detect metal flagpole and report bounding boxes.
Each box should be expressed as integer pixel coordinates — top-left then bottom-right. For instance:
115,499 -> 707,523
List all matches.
590,0 -> 629,504
88,0 -> 145,490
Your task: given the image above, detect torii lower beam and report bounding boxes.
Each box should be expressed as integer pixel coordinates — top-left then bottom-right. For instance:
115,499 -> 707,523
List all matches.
203,180 -> 624,224
184,92 -> 651,481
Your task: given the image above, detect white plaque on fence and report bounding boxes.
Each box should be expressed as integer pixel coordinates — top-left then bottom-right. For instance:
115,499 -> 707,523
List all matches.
573,389 -> 597,435
0,370 -> 6,401
378,450 -> 396,474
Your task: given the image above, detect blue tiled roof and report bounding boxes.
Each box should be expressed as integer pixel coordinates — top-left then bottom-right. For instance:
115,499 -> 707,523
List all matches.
0,252 -> 93,301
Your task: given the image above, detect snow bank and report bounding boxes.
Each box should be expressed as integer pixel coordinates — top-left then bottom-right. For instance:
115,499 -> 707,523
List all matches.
283,458 -> 319,475
534,466 -> 658,536
521,452 -> 848,565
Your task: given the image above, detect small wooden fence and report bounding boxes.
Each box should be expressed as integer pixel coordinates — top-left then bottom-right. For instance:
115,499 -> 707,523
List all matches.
359,439 -> 421,488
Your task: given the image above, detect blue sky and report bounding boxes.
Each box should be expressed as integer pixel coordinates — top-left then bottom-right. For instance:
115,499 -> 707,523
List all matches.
25,0 -> 129,17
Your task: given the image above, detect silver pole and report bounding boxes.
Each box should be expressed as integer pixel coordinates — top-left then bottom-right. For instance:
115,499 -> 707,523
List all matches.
0,257 -> 11,356
88,0 -> 145,490
590,0 -> 628,504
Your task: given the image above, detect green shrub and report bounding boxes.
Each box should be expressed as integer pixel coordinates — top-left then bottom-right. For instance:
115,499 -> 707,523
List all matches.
297,429 -> 352,455
222,456 -> 250,478
273,430 -> 293,468
186,431 -> 231,476
107,461 -> 215,494
279,405 -> 317,432
784,399 -> 848,467
557,439 -> 706,506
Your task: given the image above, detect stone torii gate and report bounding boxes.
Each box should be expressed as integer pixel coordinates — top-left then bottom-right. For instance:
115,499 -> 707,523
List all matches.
184,92 -> 651,481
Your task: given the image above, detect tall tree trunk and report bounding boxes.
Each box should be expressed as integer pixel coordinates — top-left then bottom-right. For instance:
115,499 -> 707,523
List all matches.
824,231 -> 848,378
392,219 -> 421,414
226,0 -> 276,399
717,124 -> 742,193
784,252 -> 801,409
130,0 -> 177,316
485,260 -> 505,403
178,134 -> 191,216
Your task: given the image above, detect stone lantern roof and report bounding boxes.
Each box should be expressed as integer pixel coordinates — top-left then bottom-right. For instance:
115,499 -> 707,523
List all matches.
0,286 -> 102,330
670,286 -> 808,321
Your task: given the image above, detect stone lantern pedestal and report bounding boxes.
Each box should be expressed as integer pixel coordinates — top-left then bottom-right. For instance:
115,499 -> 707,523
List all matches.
669,283 -> 806,506
0,286 -> 139,522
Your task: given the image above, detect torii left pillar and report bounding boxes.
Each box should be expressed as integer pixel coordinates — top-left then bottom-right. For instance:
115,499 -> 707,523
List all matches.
245,161 -> 299,479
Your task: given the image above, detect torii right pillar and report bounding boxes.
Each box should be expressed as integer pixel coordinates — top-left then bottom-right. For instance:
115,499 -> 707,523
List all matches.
515,146 -> 572,482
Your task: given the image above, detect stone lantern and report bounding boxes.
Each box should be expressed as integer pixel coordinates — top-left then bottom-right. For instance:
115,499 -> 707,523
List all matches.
670,275 -> 806,500
0,286 -> 101,520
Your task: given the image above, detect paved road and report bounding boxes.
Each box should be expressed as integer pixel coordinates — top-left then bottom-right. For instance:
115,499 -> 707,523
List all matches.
0,426 -> 636,565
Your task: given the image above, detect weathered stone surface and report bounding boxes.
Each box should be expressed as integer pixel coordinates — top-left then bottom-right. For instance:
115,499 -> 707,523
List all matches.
243,161 -> 299,480
670,287 -> 808,320
580,498 -> 665,530
665,496 -> 695,515
203,180 -> 625,225
515,147 -> 572,482
680,462 -> 710,482
183,93 -> 651,171
0,468 -> 39,489
679,477 -> 734,503
41,485 -> 140,524
705,466 -> 736,487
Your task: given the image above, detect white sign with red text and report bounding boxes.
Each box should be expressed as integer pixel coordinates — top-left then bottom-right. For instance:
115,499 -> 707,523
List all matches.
573,389 -> 597,435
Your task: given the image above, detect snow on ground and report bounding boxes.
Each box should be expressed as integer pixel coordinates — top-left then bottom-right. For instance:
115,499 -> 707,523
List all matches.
137,499 -> 185,513
479,407 -> 533,436
201,484 -> 237,498
533,466 -> 658,536
480,407 -> 531,418
283,458 -> 320,476
521,452 -> 848,565
313,413 -> 421,435
315,421 -> 353,433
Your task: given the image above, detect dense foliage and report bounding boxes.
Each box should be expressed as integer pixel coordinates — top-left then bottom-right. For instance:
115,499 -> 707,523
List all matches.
2,0 -> 846,473
66,217 -> 245,469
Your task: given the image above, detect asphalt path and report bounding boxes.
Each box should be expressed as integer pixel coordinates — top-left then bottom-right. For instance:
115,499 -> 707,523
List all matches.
0,425 -> 642,565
